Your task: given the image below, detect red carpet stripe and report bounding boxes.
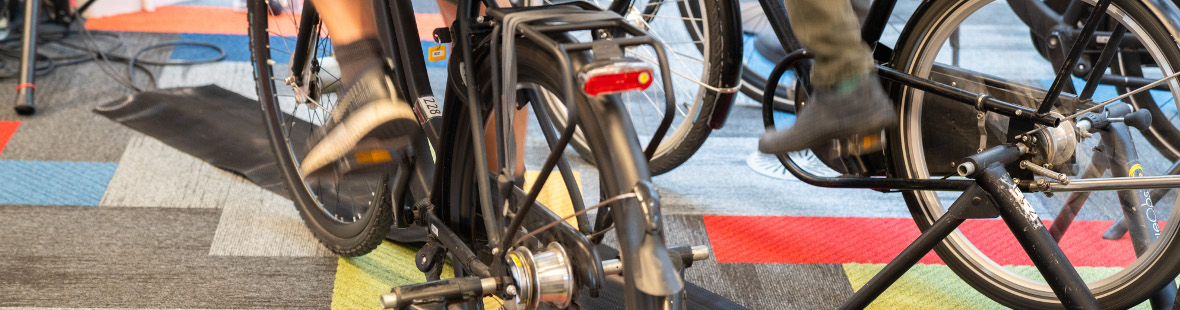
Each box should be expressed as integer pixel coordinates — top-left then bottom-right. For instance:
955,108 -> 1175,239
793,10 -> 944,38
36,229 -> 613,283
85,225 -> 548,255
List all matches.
704,215 -> 1143,267
86,6 -> 443,41
0,121 -> 19,155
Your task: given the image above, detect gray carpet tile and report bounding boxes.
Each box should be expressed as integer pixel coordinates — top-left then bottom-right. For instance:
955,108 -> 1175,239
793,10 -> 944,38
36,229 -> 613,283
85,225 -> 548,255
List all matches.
0,32 -> 179,162
207,185 -> 334,257
0,205 -> 335,309
0,308 -> 264,310
100,135 -> 262,209
0,205 -> 218,257
693,262 -> 852,310
0,254 -> 335,309
100,134 -> 331,256
156,61 -> 259,99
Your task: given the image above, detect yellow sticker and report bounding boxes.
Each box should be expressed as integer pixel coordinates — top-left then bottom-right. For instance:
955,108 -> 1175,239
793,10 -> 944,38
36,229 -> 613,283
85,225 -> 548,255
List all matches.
1130,163 -> 1144,177
428,45 -> 447,62
510,254 -> 522,267
638,72 -> 651,84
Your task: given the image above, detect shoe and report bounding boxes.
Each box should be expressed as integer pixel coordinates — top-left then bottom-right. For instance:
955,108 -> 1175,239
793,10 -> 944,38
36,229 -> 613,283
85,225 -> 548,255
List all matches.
300,65 -> 418,177
758,73 -> 898,155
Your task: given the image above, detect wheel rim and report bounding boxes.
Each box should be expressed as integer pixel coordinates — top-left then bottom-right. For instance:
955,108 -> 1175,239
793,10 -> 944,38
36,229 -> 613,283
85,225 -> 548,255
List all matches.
897,0 -> 1180,304
256,0 -> 382,229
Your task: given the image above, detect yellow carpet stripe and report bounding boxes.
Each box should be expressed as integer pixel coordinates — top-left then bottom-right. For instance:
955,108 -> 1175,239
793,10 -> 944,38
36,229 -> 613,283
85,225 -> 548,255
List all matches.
330,240 -> 455,309
843,263 -> 1152,309
523,170 -> 581,229
330,170 -> 582,309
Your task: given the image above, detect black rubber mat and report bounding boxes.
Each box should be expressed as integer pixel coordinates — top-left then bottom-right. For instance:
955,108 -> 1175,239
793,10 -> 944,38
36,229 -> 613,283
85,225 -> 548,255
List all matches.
94,85 -> 296,198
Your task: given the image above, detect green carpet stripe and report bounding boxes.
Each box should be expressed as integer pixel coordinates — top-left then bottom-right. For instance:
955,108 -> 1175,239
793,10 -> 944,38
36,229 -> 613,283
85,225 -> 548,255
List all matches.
331,240 -> 455,310
843,263 -> 1155,309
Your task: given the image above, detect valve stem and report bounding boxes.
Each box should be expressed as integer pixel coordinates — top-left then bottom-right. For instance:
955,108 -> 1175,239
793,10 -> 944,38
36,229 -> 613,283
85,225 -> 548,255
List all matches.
1020,160 -> 1070,184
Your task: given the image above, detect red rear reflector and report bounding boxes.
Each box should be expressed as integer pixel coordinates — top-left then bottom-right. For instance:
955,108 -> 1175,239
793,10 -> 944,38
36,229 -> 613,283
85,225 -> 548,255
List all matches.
580,60 -> 654,96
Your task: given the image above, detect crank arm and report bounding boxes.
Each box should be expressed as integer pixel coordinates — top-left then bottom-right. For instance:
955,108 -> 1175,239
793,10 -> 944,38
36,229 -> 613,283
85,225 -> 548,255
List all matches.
380,276 -> 506,309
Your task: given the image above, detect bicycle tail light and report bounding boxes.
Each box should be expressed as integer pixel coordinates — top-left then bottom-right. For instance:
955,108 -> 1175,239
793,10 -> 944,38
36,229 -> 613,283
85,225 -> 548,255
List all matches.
580,58 -> 654,97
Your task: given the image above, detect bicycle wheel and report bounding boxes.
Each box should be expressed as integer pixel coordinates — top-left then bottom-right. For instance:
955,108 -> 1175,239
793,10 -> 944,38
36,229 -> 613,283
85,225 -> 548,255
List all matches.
890,0 -> 1180,307
448,39 -> 682,308
249,0 -> 393,256
532,0 -> 741,175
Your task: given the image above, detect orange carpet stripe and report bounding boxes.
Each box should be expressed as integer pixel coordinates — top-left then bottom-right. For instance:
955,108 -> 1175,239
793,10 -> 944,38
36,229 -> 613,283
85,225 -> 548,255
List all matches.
0,121 -> 18,155
85,5 -> 443,41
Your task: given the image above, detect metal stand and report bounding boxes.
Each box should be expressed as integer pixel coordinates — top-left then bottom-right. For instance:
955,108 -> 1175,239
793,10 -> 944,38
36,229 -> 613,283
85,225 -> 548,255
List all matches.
13,0 -> 40,115
11,0 -> 88,115
839,145 -> 1100,309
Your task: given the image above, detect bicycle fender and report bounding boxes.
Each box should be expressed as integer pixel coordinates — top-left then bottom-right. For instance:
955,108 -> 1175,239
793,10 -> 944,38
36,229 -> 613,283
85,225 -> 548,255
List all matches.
705,0 -> 744,130
616,181 -> 685,297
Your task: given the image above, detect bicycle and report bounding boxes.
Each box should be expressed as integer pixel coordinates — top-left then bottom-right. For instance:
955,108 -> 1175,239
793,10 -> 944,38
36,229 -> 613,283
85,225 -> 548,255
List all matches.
755,0 -> 1180,308
248,0 -> 709,308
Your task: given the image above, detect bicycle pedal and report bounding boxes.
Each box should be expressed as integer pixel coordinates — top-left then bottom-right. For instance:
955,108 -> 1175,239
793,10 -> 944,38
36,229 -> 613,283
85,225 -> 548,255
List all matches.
305,145 -> 406,180
832,132 -> 886,157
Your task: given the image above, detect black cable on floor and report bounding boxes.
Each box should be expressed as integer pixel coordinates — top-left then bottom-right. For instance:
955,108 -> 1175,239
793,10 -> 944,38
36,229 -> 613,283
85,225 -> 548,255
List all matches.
0,12 -> 227,93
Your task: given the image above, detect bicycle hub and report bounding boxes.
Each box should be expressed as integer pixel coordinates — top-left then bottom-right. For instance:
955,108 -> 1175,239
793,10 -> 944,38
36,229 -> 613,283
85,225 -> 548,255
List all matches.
504,242 -> 576,310
1028,111 -> 1077,169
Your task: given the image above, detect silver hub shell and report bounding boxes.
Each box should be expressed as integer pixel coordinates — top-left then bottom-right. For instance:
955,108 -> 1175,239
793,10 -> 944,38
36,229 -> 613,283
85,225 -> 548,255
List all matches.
504,242 -> 576,310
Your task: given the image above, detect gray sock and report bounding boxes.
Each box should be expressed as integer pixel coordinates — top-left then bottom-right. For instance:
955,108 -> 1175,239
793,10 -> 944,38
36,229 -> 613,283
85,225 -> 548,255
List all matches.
334,38 -> 384,94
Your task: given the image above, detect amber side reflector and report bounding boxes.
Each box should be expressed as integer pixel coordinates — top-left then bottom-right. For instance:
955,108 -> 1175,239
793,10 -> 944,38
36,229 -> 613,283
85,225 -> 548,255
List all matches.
355,150 -> 393,164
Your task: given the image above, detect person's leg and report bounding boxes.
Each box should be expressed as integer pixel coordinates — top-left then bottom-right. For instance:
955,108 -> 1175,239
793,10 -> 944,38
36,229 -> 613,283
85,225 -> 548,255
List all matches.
310,0 -> 376,44
758,0 -> 896,155
437,0 -> 527,179
782,0 -> 872,89
308,0 -> 382,92
438,0 -> 459,27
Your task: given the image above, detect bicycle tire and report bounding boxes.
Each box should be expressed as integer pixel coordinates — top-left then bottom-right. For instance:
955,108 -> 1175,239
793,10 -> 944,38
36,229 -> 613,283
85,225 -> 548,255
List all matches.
540,0 -> 741,176
890,0 -> 1180,308
450,39 -> 682,307
248,0 -> 393,257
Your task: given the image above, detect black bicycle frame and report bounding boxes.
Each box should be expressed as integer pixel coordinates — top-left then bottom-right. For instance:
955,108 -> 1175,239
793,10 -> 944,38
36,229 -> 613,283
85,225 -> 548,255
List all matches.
318,0 -> 690,308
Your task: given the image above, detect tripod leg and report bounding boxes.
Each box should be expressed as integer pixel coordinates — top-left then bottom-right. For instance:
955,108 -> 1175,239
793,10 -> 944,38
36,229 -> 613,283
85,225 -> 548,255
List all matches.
838,185 -> 990,309
14,0 -> 39,115
976,163 -> 1100,309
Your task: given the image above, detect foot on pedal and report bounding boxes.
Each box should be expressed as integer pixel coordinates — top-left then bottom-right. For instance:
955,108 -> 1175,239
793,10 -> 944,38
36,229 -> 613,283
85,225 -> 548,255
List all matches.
300,65 -> 419,178
758,73 -> 897,155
